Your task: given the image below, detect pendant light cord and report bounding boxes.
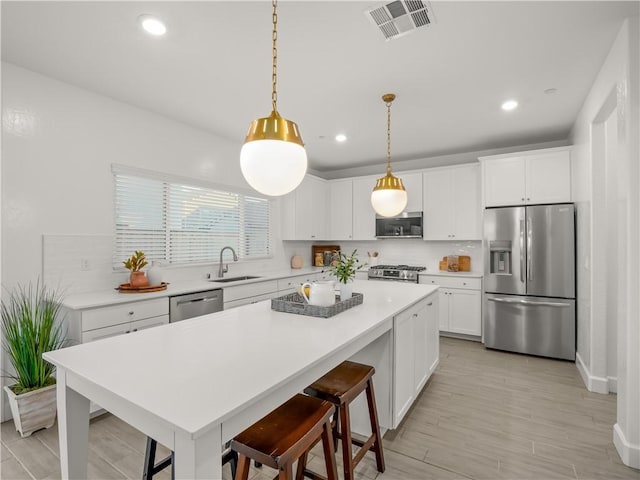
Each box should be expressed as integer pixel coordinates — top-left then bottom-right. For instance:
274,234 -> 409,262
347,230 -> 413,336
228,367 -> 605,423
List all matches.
272,0 -> 278,114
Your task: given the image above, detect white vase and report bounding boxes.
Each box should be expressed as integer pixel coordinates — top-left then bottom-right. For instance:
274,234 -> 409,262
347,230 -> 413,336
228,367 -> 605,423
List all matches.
339,281 -> 353,301
147,261 -> 164,286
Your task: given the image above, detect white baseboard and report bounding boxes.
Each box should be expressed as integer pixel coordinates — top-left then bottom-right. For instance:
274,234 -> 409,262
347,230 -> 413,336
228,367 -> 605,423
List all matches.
575,352 -> 610,394
608,376 -> 618,393
614,423 -> 640,469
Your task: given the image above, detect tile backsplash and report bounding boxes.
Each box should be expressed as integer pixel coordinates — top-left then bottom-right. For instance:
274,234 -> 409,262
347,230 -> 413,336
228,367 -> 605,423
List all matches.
283,239 -> 483,273
43,234 -> 125,294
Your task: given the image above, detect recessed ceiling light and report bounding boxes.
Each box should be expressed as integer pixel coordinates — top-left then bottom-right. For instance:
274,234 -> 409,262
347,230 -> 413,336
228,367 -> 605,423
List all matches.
501,100 -> 518,111
138,15 -> 166,36
335,134 -> 347,142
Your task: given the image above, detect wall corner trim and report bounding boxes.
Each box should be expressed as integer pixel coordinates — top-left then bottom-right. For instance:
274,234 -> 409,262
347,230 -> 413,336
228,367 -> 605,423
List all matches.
614,423 -> 640,469
576,352 -> 609,394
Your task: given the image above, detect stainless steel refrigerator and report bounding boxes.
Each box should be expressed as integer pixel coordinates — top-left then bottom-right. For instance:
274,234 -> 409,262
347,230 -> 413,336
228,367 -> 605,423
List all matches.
483,204 -> 576,360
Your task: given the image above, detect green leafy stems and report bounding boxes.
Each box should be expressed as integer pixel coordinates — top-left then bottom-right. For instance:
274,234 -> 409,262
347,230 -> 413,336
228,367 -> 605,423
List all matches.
1,280 -> 68,395
330,249 -> 366,284
123,250 -> 148,272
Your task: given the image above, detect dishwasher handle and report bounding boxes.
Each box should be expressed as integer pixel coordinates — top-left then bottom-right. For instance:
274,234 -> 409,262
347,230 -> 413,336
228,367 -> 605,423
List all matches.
175,293 -> 221,306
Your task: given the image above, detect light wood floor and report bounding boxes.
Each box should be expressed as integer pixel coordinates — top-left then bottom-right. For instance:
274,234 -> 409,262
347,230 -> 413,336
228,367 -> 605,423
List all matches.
2,337 -> 638,479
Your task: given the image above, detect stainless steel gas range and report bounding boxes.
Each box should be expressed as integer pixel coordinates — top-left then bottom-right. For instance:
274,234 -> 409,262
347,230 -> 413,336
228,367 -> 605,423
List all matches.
367,265 -> 426,283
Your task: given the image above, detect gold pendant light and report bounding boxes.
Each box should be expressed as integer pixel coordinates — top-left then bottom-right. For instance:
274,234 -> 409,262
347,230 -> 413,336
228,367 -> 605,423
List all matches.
240,0 -> 307,197
371,93 -> 407,217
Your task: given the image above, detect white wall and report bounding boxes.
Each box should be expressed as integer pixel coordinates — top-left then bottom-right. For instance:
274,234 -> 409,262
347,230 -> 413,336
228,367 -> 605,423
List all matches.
570,16 -> 639,468
1,62 -> 288,292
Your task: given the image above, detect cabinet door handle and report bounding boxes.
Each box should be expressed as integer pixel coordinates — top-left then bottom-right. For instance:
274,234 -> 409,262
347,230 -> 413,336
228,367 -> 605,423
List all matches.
413,313 -> 418,317
427,302 -> 433,306
128,311 -> 134,315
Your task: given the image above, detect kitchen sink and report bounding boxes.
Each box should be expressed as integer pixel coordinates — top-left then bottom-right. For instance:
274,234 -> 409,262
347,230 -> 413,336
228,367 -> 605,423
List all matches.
210,275 -> 262,283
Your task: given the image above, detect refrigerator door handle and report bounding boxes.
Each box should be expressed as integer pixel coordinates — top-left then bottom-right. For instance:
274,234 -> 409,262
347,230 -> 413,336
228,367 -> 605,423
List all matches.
519,219 -> 525,283
488,297 -> 572,308
527,217 -> 533,281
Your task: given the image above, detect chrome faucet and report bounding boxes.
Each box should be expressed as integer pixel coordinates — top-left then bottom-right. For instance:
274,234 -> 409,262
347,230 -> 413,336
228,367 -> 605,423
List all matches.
218,246 -> 238,278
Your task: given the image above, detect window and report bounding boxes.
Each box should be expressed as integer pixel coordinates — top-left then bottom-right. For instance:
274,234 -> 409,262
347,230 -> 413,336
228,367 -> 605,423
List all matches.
113,166 -> 272,267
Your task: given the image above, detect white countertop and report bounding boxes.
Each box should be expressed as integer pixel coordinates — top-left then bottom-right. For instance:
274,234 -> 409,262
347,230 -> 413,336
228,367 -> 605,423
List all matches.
45,280 -> 438,436
62,267 -> 327,310
419,270 -> 483,278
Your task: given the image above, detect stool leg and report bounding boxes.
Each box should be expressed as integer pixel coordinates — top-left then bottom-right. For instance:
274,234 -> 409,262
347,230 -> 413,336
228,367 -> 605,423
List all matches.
332,405 -> 340,453
365,378 -> 385,473
339,404 -> 355,480
321,419 -> 338,480
235,454 -> 251,480
278,463 -> 294,480
295,451 -> 308,480
143,437 -> 156,480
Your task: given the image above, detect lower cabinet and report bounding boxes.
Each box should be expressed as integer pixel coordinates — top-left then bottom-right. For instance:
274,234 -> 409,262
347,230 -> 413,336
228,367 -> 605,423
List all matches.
62,297 -> 170,413
223,280 -> 279,309
420,275 -> 482,338
393,293 -> 439,427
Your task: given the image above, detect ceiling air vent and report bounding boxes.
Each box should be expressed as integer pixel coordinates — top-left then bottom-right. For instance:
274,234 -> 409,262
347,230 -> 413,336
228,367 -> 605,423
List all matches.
366,0 -> 436,41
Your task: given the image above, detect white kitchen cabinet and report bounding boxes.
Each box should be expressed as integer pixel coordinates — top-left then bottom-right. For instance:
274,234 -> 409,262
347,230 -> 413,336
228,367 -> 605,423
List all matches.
480,147 -> 571,207
420,275 -> 482,338
328,179 -> 353,240
352,176 -> 377,240
393,292 -> 439,427
399,172 -> 423,212
63,297 -> 169,345
62,297 -> 169,413
422,164 -> 481,240
281,175 -> 328,240
223,280 -> 279,309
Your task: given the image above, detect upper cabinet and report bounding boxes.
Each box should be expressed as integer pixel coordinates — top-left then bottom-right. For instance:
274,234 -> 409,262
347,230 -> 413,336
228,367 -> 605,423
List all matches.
327,176 -> 380,241
328,179 -> 353,240
422,164 -> 481,240
352,176 -> 378,241
281,175 -> 327,240
397,172 -> 423,212
480,147 -> 572,207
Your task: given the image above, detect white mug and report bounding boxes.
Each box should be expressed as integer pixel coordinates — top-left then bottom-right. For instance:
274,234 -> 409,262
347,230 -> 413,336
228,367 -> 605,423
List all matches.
301,281 -> 336,307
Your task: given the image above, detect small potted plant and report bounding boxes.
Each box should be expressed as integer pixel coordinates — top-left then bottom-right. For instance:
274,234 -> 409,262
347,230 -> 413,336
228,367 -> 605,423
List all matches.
124,250 -> 149,287
1,280 -> 68,437
330,249 -> 365,300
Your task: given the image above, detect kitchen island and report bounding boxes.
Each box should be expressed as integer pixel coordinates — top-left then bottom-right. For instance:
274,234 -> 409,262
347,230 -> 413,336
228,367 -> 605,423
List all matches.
44,280 -> 439,479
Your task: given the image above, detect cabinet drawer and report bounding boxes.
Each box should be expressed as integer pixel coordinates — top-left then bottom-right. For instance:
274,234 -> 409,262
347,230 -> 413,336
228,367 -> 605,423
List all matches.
81,298 -> 169,332
224,293 -> 275,310
223,281 -> 278,302
420,275 -> 481,290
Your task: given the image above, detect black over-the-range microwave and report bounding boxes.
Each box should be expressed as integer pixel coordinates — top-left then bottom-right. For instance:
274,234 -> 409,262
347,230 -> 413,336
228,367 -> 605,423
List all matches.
375,211 -> 423,238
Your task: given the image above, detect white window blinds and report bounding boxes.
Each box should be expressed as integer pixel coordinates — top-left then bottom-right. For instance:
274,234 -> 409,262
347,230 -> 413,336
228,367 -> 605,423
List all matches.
113,169 -> 272,267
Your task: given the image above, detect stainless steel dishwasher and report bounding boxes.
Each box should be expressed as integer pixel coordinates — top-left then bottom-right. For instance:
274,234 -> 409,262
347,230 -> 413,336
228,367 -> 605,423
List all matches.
169,289 -> 223,322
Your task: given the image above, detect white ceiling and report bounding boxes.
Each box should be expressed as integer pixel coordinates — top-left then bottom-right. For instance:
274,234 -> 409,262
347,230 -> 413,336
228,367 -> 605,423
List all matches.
2,1 -> 638,175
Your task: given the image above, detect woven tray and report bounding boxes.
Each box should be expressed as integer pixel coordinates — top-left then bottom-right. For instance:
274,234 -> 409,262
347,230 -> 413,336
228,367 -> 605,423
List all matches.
271,292 -> 363,318
116,282 -> 169,293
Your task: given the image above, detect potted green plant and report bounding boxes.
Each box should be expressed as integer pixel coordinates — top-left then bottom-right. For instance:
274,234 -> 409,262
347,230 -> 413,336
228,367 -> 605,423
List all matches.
1,281 -> 68,437
330,249 -> 366,300
123,250 -> 149,287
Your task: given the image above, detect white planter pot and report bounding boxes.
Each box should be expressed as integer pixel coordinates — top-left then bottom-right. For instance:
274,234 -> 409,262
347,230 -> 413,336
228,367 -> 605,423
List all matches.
4,383 -> 57,437
339,281 -> 353,301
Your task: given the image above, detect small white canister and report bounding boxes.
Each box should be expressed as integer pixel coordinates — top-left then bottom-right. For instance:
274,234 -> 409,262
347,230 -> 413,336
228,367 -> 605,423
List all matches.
147,261 -> 165,285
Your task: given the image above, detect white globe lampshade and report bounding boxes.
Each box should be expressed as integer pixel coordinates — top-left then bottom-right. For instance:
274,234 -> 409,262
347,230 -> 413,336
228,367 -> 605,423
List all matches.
371,187 -> 408,217
240,139 -> 307,196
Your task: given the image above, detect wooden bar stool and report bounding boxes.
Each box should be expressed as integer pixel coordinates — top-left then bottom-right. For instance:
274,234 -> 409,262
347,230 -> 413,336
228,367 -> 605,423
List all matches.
300,361 -> 385,480
231,393 -> 338,480
143,437 -> 238,480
